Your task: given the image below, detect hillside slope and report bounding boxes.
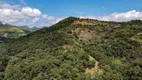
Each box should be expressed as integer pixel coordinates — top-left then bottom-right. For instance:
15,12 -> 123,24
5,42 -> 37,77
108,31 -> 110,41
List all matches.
0,24 -> 34,43
0,24 -> 26,38
0,17 -> 142,80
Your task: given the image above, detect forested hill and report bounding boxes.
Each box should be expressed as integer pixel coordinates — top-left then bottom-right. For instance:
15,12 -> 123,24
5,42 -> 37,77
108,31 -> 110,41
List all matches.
0,23 -> 36,43
0,17 -> 142,80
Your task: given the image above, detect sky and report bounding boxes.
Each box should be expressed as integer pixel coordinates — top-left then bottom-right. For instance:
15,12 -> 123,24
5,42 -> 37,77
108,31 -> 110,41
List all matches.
0,0 -> 142,28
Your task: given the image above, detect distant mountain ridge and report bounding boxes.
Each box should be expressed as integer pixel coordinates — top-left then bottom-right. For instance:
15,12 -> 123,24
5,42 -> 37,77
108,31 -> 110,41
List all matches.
19,26 -> 41,31
0,21 -> 2,25
19,25 -> 31,31
0,23 -> 37,43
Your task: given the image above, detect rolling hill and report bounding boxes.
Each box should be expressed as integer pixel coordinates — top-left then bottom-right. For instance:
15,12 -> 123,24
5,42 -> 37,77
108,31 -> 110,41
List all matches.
0,24 -> 25,38
0,23 -> 34,43
0,17 -> 142,80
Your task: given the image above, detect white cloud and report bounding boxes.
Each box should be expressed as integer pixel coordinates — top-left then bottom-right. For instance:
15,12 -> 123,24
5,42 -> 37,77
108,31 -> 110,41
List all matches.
0,3 -> 20,9
55,17 -> 67,23
42,14 -> 55,20
101,10 -> 142,21
32,18 -> 39,23
42,14 -> 67,26
43,14 -> 66,22
22,7 -> 41,18
0,6 -> 41,24
80,16 -> 96,19
1,3 -> 142,28
0,3 -> 43,27
80,10 -> 142,22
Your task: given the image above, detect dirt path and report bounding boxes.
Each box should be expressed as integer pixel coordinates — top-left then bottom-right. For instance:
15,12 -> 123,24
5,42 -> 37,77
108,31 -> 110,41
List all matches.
85,60 -> 100,75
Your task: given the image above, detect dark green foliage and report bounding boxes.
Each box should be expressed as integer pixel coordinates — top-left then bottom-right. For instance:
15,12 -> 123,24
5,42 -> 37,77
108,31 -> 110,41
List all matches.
0,17 -> 142,80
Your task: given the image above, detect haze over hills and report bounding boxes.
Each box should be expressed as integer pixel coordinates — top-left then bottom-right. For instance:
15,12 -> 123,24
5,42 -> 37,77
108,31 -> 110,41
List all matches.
0,22 -> 40,43
0,17 -> 142,80
20,25 -> 31,31
19,26 -> 41,31
0,23 -> 25,43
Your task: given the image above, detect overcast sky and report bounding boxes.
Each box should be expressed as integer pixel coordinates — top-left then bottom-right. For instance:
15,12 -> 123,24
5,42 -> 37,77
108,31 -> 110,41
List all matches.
0,0 -> 142,28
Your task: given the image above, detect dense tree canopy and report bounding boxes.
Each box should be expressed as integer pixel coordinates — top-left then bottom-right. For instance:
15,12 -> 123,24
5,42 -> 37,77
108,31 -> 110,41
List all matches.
0,17 -> 142,80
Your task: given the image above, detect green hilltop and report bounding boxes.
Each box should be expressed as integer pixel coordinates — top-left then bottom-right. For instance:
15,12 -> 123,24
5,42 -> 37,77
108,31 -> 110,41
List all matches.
0,24 -> 25,38
0,24 -> 34,43
0,17 -> 142,80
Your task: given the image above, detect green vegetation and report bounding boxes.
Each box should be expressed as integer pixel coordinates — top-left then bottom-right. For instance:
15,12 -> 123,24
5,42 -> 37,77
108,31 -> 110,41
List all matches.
0,24 -> 34,43
0,17 -> 142,80
131,32 -> 142,42
0,24 -> 25,38
0,25 -> 24,33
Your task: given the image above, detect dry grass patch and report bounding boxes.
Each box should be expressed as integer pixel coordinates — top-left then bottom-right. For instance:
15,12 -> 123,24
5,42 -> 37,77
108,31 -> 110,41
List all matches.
63,45 -> 73,51
72,20 -> 94,25
72,28 -> 92,41
85,61 -> 103,76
